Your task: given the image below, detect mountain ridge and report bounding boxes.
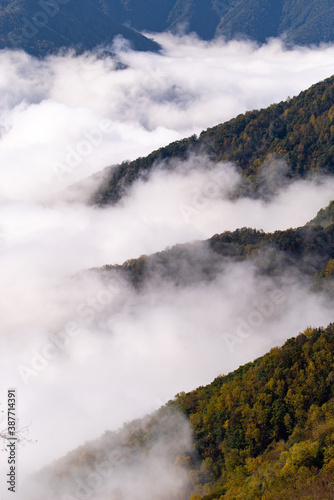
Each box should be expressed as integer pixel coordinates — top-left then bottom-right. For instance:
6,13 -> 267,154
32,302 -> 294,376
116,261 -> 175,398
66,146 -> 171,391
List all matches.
91,74 -> 334,206
94,200 -> 334,295
94,0 -> 334,46
32,322 -> 334,499
2,0 -> 334,57
0,0 -> 160,56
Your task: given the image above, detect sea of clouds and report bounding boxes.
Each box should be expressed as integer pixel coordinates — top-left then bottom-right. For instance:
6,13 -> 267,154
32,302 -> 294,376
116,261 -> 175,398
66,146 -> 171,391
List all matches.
1,33 -> 334,499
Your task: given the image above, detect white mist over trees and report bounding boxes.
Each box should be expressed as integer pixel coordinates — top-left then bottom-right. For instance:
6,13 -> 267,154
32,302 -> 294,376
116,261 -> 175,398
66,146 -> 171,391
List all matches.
1,34 -> 334,499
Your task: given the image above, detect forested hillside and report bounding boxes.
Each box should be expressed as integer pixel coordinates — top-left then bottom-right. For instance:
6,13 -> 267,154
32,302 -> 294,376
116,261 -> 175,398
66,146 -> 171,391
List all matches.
35,324 -> 334,499
216,0 -> 334,45
92,74 -> 334,206
173,323 -> 334,499
27,198 -> 334,499
2,0 -> 334,57
95,200 -> 334,298
0,0 -> 160,56
91,0 -> 334,46
308,200 -> 334,228
95,0 -> 221,40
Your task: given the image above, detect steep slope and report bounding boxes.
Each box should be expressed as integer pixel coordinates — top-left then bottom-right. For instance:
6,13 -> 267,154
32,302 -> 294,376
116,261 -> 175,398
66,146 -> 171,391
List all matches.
2,0 -> 333,57
24,201 -> 334,499
32,324 -> 334,499
216,0 -> 334,45
94,0 -> 235,40
95,0 -> 178,34
2,0 -> 333,56
97,201 -> 334,292
216,0 -> 285,43
92,74 -> 334,206
164,0 -> 223,40
32,406 -> 196,499
172,323 -> 334,499
279,0 -> 334,45
306,201 -> 334,294
90,0 -> 334,45
308,200 -> 334,228
0,0 -> 160,57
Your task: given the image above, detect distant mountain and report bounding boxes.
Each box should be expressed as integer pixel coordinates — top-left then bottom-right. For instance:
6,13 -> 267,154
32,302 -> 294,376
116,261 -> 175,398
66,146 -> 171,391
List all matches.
96,0 -> 334,45
2,0 -> 333,57
33,322 -> 334,499
216,0 -> 334,45
35,405 -> 195,500
92,74 -> 334,206
0,0 -> 160,57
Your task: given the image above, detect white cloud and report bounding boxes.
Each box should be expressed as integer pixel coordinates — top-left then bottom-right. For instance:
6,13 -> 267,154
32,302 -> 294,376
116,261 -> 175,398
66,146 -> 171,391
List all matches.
1,34 -> 334,498
0,35 -> 334,199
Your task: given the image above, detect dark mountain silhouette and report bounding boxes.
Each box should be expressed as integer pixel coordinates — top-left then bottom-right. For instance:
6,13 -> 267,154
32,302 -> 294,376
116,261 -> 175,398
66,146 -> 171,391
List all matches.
97,0 -> 334,45
2,0 -> 334,57
0,0 -> 160,57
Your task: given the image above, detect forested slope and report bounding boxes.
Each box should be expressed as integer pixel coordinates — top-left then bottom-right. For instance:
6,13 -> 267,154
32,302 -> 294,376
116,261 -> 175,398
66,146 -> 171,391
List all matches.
92,74 -> 334,206
86,0 -> 334,46
173,323 -> 334,499
98,200 -> 334,292
36,324 -> 334,499
2,0 -> 333,57
0,0 -> 160,56
216,0 -> 334,45
30,198 -> 334,499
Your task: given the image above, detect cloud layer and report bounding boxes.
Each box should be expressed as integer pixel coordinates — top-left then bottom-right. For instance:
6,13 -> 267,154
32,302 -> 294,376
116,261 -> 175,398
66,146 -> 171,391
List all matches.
1,34 -> 334,199
1,34 -> 334,498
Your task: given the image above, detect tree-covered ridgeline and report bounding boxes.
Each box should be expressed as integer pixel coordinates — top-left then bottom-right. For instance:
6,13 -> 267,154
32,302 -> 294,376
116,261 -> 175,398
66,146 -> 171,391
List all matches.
37,324 -> 334,499
98,201 -> 334,293
92,74 -> 334,206
3,0 -> 333,57
0,0 -> 160,57
172,323 -> 334,499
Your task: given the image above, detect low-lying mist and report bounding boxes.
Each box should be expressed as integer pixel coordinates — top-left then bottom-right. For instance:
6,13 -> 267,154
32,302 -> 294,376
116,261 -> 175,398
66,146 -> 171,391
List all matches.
1,34 -> 334,200
1,33 -> 334,499
3,212 -> 334,497
24,407 -> 194,500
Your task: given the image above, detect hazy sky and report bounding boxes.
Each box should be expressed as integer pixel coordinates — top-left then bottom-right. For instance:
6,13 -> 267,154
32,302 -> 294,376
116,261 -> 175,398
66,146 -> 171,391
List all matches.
1,34 -> 334,499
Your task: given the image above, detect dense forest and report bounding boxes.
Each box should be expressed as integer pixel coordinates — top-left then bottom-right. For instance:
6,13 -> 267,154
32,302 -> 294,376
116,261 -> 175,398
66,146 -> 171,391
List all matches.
97,0 -> 334,45
95,0 -> 221,40
92,74 -> 334,206
1,0 -> 333,56
216,0 -> 334,45
31,184 -> 334,499
173,323 -> 334,499
37,324 -> 334,499
98,201 -> 334,294
0,0 -> 159,56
